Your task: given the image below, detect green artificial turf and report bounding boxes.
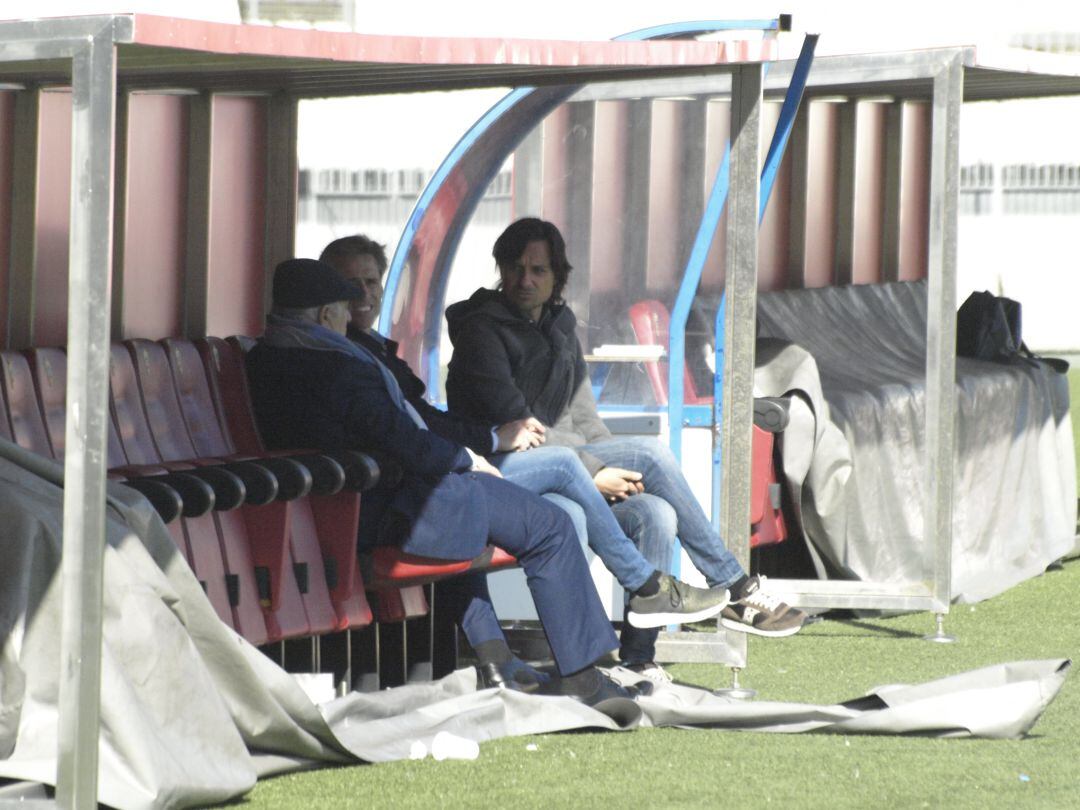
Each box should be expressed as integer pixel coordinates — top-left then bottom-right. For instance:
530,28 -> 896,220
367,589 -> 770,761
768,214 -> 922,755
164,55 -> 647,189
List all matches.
246,558 -> 1080,810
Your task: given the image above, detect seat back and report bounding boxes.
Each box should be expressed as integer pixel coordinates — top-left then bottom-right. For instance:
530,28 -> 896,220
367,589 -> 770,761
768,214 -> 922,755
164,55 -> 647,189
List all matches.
25,347 -> 135,469
627,299 -> 710,406
195,337 -> 266,455
0,366 -> 12,442
126,339 -> 201,463
110,344 -> 165,465
161,338 -> 236,458
1,351 -> 56,458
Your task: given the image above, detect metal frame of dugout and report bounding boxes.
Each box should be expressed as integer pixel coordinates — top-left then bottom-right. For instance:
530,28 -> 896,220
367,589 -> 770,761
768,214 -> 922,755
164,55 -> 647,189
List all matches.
383,44 -> 1080,668
0,13 -> 789,807
4,10 -> 1080,805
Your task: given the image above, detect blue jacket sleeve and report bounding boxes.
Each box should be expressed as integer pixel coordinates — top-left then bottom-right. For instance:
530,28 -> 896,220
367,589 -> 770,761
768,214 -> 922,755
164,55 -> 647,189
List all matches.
333,361 -> 473,476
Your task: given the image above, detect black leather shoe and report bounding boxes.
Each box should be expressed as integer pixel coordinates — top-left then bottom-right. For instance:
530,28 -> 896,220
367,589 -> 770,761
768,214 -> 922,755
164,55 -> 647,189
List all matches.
545,667 -> 635,705
546,668 -> 643,727
476,658 -> 551,693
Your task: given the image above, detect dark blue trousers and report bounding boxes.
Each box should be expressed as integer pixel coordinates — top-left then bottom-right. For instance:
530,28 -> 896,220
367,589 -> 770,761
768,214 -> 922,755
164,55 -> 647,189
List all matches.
439,474 -> 618,676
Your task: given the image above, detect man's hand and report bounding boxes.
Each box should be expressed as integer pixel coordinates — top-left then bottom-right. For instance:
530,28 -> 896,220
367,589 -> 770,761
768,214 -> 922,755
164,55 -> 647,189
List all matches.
495,417 -> 546,452
467,450 -> 503,478
593,467 -> 644,502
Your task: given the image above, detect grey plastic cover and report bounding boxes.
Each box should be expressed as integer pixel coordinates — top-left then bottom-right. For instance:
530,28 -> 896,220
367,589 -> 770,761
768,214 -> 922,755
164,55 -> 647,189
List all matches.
754,280 -> 1077,601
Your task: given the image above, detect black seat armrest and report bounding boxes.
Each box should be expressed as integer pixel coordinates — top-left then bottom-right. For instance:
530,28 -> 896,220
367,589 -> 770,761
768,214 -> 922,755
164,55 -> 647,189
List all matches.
184,466 -> 246,512
753,396 -> 791,433
220,461 -> 279,506
155,472 -> 215,517
288,453 -> 346,496
309,450 -> 382,492
253,456 -> 314,501
120,478 -> 184,523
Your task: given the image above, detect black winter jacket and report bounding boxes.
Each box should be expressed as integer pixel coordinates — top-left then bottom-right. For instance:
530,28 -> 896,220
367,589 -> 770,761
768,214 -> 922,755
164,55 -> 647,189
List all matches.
445,288 -> 612,475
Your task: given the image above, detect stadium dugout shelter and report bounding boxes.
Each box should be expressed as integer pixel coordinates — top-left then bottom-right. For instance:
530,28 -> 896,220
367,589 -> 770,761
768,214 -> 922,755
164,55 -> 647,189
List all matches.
0,11 -> 1077,807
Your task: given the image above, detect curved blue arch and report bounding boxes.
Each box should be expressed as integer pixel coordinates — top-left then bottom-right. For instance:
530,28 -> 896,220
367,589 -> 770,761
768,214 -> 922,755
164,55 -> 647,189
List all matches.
379,19 -> 788,386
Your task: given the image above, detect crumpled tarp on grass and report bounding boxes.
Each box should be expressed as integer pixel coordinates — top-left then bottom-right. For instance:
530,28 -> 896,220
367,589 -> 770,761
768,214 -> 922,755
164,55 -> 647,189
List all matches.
0,439 -> 1070,809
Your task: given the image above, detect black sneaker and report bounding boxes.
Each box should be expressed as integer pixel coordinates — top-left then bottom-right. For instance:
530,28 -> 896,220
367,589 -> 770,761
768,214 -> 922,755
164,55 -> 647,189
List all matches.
626,574 -> 729,629
720,575 -> 806,637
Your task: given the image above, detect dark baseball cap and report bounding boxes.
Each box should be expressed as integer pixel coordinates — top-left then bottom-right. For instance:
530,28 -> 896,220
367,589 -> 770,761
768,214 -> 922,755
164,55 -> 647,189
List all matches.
272,258 -> 364,308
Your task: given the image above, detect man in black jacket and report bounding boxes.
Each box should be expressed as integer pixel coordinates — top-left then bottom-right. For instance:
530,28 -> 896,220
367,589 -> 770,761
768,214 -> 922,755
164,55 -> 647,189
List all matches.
446,218 -> 807,643
245,258 -> 630,706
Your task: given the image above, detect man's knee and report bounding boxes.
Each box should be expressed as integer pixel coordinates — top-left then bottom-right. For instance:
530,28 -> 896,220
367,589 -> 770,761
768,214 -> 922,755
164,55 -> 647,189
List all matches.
614,494 -> 676,567
543,492 -> 588,548
531,492 -> 579,546
636,435 -> 677,465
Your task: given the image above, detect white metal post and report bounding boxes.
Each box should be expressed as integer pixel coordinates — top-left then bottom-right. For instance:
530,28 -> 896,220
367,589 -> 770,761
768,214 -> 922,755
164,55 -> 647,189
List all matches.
718,62 -> 763,665
924,52 -> 963,627
55,25 -> 117,809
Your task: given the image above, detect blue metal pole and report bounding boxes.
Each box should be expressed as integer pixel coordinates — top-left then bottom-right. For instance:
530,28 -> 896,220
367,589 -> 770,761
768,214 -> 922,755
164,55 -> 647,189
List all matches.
380,18 -> 791,386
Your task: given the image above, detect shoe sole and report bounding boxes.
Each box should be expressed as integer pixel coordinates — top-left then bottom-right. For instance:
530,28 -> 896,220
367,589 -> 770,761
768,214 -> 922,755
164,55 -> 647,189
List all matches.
719,617 -> 803,637
626,601 -> 727,629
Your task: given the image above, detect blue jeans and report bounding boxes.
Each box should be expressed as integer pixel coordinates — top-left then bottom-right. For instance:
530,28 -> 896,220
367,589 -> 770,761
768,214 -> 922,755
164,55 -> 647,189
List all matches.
493,446 -> 654,591
612,494 -> 676,665
538,492 -> 675,664
581,436 -> 746,590
495,446 -> 679,665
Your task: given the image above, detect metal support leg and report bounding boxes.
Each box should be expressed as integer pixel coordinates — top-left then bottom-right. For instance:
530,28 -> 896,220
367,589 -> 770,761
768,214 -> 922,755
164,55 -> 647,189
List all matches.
713,666 -> 757,699
923,612 -> 957,643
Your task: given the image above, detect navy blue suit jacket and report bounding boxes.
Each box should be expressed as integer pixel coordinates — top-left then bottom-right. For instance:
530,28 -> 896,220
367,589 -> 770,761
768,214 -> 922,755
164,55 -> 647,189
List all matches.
245,343 -> 491,560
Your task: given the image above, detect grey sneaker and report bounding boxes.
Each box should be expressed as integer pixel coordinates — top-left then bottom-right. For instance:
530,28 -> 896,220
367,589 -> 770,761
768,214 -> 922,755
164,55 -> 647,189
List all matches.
720,576 -> 805,637
626,575 -> 729,629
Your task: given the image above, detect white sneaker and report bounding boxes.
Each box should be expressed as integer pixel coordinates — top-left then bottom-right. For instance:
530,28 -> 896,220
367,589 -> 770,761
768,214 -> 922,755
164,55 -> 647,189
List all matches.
625,661 -> 674,684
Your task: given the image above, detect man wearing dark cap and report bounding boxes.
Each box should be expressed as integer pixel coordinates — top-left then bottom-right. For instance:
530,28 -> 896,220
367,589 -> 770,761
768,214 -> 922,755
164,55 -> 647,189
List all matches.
245,258 -> 633,707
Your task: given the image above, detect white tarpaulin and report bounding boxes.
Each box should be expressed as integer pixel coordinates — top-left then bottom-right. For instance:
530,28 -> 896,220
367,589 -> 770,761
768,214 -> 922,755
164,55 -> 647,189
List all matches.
755,280 -> 1077,601
0,439 -> 1070,809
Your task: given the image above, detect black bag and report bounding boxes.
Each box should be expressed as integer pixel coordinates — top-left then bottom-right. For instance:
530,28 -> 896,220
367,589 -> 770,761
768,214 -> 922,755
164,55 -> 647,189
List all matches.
956,291 -> 1068,373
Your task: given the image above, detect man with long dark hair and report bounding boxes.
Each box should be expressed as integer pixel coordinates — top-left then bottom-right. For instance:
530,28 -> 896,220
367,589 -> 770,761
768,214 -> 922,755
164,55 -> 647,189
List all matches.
446,218 -> 807,660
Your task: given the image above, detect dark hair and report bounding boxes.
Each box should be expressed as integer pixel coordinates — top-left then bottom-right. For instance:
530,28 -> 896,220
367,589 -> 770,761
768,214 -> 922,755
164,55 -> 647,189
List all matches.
492,218 -> 572,303
319,234 -> 389,276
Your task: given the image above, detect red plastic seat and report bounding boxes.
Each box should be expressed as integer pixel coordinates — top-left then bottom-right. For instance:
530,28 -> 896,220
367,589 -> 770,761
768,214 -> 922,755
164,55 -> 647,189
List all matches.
627,300 -> 786,548
1,352 -> 55,457
364,546 -> 518,589
193,337 -> 376,631
628,299 -> 712,406
121,340 -> 325,641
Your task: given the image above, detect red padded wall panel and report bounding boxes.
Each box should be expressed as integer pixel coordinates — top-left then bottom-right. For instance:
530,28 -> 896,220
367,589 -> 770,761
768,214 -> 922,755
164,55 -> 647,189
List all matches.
33,91 -> 73,347
699,99 -> 729,293
853,102 -> 886,285
538,104 -> 569,230
207,96 -> 267,338
588,101 -> 629,296
899,102 -> 930,282
803,102 -> 840,289
120,94 -> 188,339
644,100 -> 682,295
758,101 -> 793,292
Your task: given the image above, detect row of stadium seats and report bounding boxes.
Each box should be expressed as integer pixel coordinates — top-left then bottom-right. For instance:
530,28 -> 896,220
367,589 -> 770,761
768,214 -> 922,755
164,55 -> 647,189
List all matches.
0,337 -> 515,687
